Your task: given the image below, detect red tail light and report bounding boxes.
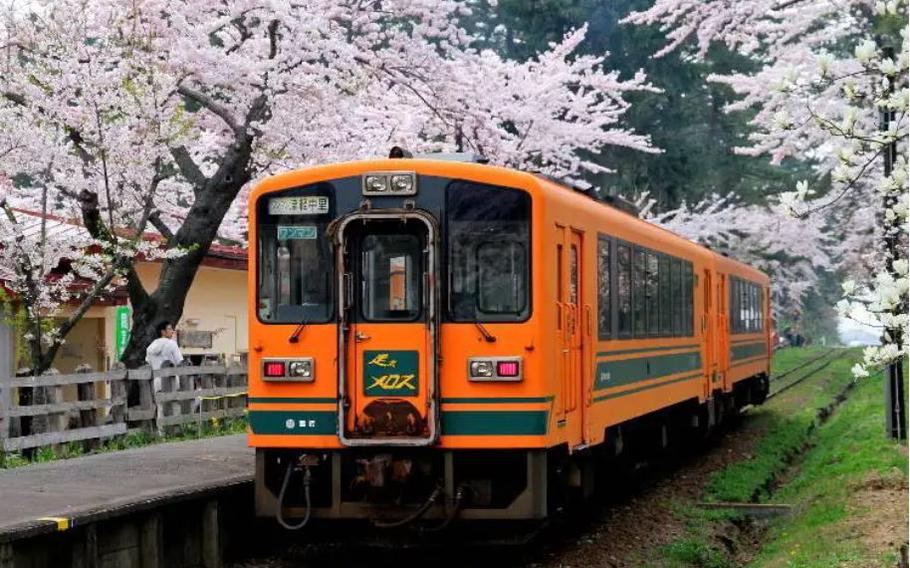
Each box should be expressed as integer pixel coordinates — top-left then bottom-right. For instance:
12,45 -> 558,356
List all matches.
264,361 -> 286,377
496,361 -> 520,377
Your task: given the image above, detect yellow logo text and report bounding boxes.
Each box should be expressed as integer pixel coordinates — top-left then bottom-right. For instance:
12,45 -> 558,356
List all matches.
368,353 -> 398,368
367,374 -> 416,391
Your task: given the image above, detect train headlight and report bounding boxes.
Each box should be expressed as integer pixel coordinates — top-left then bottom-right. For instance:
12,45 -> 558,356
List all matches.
468,357 -> 523,382
469,360 -> 495,378
362,172 -> 417,196
364,175 -> 389,193
390,174 -> 414,193
288,359 -> 313,379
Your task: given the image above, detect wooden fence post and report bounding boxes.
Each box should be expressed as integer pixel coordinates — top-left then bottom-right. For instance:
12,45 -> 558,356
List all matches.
109,364 -> 126,429
0,375 -> 9,461
75,365 -> 98,450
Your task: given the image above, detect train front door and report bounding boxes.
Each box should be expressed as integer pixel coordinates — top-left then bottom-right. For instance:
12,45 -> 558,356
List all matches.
336,213 -> 439,446
556,227 -> 585,448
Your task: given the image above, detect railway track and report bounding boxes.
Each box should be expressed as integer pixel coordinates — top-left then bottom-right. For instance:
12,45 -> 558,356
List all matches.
767,348 -> 841,400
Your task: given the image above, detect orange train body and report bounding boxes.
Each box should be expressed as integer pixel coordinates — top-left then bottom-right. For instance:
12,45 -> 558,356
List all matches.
248,158 -> 771,523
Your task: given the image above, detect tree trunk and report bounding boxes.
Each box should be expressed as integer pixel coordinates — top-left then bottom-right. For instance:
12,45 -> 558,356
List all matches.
119,130 -> 257,368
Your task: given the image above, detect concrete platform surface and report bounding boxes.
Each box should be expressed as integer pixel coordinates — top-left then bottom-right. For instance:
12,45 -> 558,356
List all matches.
0,434 -> 253,542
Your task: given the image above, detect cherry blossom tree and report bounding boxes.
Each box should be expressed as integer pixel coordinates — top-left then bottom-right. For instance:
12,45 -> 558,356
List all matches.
637,193 -> 834,319
624,0 -> 909,377
0,0 -> 657,372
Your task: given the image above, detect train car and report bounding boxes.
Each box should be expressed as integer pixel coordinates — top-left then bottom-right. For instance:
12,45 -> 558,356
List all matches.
246,153 -> 771,528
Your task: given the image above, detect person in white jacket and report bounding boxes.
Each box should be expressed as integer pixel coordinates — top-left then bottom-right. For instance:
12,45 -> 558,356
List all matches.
145,321 -> 184,370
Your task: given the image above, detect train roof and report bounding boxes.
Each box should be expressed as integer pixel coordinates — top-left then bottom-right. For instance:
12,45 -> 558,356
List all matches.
251,158 -> 769,284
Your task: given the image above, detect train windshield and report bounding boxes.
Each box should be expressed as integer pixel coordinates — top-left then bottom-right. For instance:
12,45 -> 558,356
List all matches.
447,181 -> 531,322
256,184 -> 334,323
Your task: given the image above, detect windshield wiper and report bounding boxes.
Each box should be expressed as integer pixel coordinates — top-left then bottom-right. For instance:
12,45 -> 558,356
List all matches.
474,322 -> 497,343
288,317 -> 309,343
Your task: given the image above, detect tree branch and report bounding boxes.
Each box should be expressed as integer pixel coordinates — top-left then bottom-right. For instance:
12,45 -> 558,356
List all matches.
169,145 -> 207,188
148,210 -> 175,242
177,84 -> 240,133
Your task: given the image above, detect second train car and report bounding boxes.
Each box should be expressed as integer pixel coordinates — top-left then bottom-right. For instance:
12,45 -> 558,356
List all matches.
247,153 -> 771,526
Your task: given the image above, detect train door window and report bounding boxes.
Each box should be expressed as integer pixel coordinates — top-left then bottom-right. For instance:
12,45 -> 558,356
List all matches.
597,236 -> 611,339
671,259 -> 682,335
683,262 -> 693,336
557,244 -> 564,331
758,287 -> 765,331
361,234 -> 422,321
617,244 -> 632,336
569,245 -> 579,306
646,252 -> 659,335
658,255 -> 671,335
633,248 -> 647,336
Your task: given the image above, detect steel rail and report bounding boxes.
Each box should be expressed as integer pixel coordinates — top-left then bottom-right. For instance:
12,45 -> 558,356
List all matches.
771,348 -> 839,381
767,349 -> 842,400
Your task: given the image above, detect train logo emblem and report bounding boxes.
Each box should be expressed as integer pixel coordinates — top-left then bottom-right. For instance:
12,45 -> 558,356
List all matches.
363,350 -> 419,396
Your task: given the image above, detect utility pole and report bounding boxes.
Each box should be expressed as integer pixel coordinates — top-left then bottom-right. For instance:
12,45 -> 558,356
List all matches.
880,45 -> 907,440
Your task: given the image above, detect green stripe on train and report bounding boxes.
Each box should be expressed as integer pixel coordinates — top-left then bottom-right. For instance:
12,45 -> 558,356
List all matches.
250,409 -> 548,436
441,410 -> 549,436
594,350 -> 702,391
730,341 -> 767,361
593,373 -> 702,403
249,410 -> 338,435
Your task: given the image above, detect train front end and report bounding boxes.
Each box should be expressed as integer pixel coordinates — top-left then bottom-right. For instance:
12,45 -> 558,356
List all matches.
248,159 -> 554,527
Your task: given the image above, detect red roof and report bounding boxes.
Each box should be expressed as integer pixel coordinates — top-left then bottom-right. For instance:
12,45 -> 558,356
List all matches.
4,208 -> 247,270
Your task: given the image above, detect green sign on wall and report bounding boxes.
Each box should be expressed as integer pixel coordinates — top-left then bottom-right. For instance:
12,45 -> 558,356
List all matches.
363,350 -> 419,397
115,306 -> 131,359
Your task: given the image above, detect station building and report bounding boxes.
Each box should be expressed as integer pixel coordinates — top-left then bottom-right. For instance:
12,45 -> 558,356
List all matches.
0,209 -> 249,378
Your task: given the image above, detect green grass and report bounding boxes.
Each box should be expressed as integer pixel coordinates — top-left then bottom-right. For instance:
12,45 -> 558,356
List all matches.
0,416 -> 248,469
639,348 -> 907,568
747,365 -> 908,568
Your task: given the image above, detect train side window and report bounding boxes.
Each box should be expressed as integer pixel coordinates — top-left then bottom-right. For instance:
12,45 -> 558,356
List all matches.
597,236 -> 611,339
683,262 -> 693,336
658,255 -> 671,335
646,252 -> 659,335
671,259 -> 682,335
759,287 -> 765,331
752,284 -> 761,331
739,282 -> 750,332
730,278 -> 739,333
617,244 -> 632,336
633,248 -> 647,336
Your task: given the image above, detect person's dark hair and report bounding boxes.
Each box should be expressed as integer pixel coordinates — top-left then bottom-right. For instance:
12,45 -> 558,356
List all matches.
156,321 -> 172,337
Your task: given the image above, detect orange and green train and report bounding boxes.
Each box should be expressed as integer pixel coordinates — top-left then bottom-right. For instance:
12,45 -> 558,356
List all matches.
247,152 -> 771,525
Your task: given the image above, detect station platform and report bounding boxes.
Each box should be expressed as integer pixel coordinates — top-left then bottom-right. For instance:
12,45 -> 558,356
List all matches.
0,434 -> 253,543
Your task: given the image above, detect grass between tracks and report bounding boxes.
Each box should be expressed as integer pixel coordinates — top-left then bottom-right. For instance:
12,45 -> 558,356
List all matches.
641,348 -> 909,568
